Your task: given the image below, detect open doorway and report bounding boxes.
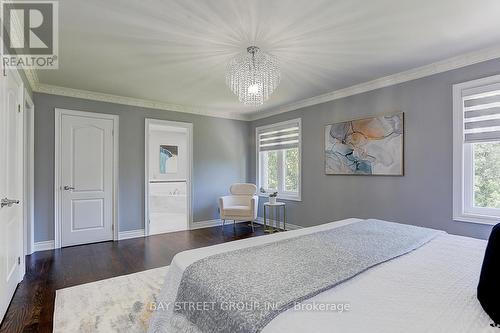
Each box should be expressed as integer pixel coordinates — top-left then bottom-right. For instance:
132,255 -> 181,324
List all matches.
145,119 -> 193,235
23,88 -> 34,258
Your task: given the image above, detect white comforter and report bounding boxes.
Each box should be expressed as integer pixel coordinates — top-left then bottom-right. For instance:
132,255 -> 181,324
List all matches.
151,218 -> 496,333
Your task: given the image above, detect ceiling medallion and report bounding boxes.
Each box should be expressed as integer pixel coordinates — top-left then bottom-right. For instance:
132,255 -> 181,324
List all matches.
226,46 -> 280,106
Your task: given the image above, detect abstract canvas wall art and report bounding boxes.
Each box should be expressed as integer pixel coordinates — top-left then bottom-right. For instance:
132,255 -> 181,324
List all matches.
325,113 -> 404,175
159,145 -> 178,174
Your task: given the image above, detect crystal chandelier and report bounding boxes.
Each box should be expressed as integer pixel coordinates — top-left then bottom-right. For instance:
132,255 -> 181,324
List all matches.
226,46 -> 280,106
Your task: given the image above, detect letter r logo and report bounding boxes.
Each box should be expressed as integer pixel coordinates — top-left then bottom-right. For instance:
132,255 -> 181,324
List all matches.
2,1 -> 55,55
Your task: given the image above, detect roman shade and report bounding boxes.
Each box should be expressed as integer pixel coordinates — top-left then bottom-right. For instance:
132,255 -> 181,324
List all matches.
463,88 -> 500,143
257,121 -> 300,152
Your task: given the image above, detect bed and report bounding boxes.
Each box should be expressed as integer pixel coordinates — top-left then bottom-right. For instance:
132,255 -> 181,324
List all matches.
148,218 -> 496,333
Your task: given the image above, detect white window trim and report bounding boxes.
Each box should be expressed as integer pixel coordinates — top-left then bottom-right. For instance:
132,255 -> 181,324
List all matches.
256,118 -> 302,201
453,74 -> 500,225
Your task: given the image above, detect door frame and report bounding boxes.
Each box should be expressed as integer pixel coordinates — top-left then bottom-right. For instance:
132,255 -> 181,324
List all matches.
144,118 -> 193,236
23,88 -> 34,257
54,108 -> 119,249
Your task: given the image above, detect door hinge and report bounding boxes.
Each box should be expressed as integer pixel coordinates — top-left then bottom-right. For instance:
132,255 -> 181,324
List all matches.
18,104 -> 21,113
18,257 -> 20,265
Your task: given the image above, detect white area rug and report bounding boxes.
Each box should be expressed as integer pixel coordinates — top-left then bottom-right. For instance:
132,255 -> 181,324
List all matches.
54,266 -> 168,333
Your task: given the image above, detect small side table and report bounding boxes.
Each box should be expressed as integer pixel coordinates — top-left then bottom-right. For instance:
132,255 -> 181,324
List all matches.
263,202 -> 286,233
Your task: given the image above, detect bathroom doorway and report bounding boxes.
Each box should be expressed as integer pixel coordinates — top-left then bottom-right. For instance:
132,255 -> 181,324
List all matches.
145,119 -> 192,235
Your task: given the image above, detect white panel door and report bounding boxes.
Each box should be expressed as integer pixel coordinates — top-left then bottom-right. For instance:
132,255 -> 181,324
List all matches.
0,70 -> 24,322
59,113 -> 115,247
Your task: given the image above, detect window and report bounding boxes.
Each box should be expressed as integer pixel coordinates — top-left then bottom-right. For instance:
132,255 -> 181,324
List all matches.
257,119 -> 301,201
453,75 -> 500,225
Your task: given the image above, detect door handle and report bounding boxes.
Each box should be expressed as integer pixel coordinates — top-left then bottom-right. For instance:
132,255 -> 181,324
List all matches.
1,198 -> 20,208
63,185 -> 75,191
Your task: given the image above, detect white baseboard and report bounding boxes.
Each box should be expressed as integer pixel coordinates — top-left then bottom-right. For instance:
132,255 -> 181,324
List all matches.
118,229 -> 145,240
33,240 -> 55,252
32,231 -> 145,252
190,218 -> 303,231
254,217 -> 303,231
190,219 -> 225,230
32,220 -> 302,253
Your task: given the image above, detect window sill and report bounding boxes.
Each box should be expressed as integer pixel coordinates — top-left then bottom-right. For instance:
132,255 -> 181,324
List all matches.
453,213 -> 500,226
258,194 -> 301,202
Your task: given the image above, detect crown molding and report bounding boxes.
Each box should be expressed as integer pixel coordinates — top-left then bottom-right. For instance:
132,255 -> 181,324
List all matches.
248,45 -> 500,121
33,83 -> 249,121
29,45 -> 500,122
23,68 -> 39,90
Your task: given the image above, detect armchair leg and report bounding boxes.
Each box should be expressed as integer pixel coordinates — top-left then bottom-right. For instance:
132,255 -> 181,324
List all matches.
233,220 -> 236,230
222,219 -> 225,226
250,220 -> 255,232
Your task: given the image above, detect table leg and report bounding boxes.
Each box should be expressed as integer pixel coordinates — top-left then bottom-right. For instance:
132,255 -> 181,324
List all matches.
264,205 -> 267,231
267,206 -> 276,233
276,208 -> 280,231
270,207 -> 275,233
283,206 -> 286,231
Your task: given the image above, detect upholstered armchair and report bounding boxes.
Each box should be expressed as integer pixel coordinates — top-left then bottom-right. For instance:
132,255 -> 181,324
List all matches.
219,183 -> 259,230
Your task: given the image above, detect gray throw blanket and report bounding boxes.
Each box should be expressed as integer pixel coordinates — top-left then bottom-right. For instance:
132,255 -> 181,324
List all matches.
174,219 -> 443,333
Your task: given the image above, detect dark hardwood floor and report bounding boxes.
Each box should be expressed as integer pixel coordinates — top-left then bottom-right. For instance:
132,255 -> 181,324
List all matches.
0,223 -> 268,333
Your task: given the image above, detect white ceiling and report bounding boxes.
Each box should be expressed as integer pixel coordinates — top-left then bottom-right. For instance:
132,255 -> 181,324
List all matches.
37,0 -> 500,117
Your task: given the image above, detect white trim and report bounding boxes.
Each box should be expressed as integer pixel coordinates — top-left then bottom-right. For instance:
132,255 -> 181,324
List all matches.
144,121 -> 149,236
118,229 -> 145,240
144,119 -> 193,235
453,74 -> 500,226
33,240 -> 55,252
20,46 -> 500,122
189,219 -> 225,230
257,193 -> 302,202
188,218 -> 304,231
452,81 -> 464,225
35,83 -> 248,121
23,88 -> 35,256
249,45 -> 500,120
113,118 -> 120,242
256,118 -> 302,202
187,219 -> 296,230
453,214 -> 500,226
254,217 -> 303,231
23,68 -> 39,91
54,108 -> 119,249
31,219 -> 302,251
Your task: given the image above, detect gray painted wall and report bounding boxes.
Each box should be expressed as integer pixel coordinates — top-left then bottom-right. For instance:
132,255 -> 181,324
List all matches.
33,58 -> 500,242
250,59 -> 500,240
34,93 -> 251,242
